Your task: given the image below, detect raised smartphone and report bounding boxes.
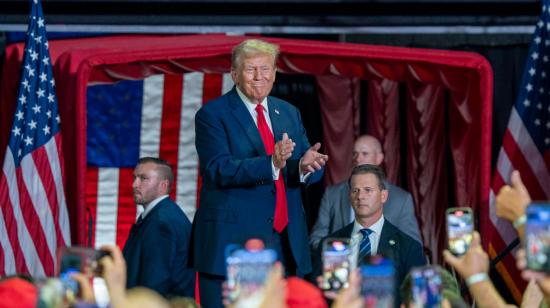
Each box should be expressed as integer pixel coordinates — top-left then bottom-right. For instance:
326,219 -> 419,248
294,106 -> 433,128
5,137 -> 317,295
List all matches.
446,207 -> 474,256
526,202 -> 550,272
57,246 -> 111,298
359,255 -> 395,308
321,237 -> 351,291
225,240 -> 278,304
410,265 -> 443,308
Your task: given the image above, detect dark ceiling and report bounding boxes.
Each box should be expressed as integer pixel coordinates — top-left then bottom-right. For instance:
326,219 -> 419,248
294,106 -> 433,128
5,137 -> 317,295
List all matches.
0,0 -> 541,29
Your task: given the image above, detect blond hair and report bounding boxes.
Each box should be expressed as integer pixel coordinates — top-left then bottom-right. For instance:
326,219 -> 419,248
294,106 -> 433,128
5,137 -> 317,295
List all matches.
231,39 -> 279,69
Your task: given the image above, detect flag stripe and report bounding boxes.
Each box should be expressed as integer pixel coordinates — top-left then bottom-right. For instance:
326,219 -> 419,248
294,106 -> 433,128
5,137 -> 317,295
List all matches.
506,108 -> 550,196
30,146 -> 64,257
86,167 -> 99,247
21,152 -> 58,266
94,168 -> 119,247
176,73 -> 203,219
502,130 -> 547,199
16,166 -> 49,276
1,151 -> 31,274
47,134 -> 70,245
115,168 -> 135,248
160,74 -> 183,202
0,193 -> 16,275
140,75 -> 164,157
222,74 -> 234,94
202,73 -> 223,103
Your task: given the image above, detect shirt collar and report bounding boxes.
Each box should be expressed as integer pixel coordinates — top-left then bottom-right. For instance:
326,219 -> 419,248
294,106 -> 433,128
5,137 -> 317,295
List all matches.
352,215 -> 385,236
236,86 -> 269,114
141,194 -> 169,219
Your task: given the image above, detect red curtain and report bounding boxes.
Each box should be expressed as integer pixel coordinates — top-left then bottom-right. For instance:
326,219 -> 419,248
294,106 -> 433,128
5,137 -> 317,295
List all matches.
317,60 -> 491,263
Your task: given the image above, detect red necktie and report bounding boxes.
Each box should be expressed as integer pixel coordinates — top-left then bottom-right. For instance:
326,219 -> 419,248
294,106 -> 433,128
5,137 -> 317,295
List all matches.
255,104 -> 288,232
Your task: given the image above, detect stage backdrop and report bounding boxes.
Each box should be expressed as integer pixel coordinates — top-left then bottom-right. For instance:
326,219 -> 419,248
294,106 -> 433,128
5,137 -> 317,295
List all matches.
0,34 -> 493,264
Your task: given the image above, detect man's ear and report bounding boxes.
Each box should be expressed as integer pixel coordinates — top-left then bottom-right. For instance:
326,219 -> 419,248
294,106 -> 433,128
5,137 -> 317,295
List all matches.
376,152 -> 384,166
160,179 -> 169,195
230,68 -> 238,84
381,188 -> 389,204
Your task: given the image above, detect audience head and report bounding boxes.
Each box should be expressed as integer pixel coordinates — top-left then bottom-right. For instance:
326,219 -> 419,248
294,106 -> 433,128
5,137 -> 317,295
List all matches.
169,296 -> 199,308
231,39 -> 279,103
0,276 -> 38,308
352,135 -> 384,167
125,287 -> 171,308
349,164 -> 388,224
133,157 -> 173,205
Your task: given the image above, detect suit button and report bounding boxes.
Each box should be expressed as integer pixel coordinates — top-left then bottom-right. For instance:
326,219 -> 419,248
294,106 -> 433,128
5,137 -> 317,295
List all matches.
267,218 -> 273,223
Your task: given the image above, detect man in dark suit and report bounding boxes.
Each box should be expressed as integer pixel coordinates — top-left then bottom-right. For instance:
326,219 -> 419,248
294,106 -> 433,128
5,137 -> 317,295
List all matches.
310,135 -> 422,250
192,39 -> 328,308
315,164 -> 425,290
123,157 -> 194,298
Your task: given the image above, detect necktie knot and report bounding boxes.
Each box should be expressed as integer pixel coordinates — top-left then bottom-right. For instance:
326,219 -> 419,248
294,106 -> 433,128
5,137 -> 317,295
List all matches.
360,228 -> 373,238
255,103 -> 264,114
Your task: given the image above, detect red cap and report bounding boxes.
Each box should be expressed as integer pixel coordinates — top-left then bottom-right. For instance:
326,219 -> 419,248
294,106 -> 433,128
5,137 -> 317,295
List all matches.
286,277 -> 328,308
0,277 -> 38,308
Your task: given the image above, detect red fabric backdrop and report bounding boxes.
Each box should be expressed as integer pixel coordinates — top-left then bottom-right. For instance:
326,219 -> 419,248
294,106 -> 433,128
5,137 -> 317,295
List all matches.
0,34 -> 493,264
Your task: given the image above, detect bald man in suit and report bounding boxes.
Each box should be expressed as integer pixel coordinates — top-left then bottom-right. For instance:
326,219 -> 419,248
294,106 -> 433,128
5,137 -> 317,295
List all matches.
310,135 -> 422,250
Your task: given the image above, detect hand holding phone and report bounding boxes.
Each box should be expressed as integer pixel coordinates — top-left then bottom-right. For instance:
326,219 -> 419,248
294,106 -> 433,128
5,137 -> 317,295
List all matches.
526,203 -> 550,272
322,238 -> 351,291
446,207 -> 474,256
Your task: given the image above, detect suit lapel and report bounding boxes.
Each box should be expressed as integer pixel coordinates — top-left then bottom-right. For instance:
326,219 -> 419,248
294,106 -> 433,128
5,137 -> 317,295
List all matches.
268,98 -> 284,143
377,221 -> 399,258
228,89 -> 266,155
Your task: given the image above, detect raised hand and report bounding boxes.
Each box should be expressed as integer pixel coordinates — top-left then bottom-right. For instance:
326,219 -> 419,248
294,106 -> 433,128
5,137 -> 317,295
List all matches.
273,133 -> 295,169
300,142 -> 328,174
496,170 -> 531,223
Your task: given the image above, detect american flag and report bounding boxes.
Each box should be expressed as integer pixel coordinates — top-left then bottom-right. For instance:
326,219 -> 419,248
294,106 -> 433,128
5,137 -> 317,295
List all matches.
86,73 -> 234,249
487,0 -> 550,302
0,0 -> 71,277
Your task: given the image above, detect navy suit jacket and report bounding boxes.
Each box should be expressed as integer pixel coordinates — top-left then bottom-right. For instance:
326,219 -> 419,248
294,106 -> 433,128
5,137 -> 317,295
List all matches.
191,88 -> 321,277
310,181 -> 422,249
314,219 -> 426,288
123,197 -> 194,298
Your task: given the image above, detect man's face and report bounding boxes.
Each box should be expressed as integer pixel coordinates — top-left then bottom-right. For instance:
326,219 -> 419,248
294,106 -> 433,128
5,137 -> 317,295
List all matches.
132,162 -> 167,205
231,54 -> 276,103
352,139 -> 380,167
349,173 -> 388,221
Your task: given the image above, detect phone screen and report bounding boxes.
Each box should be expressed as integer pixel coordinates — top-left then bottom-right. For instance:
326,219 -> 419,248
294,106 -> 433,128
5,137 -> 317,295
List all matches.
410,266 -> 443,308
322,238 -> 351,291
447,207 -> 473,256
225,244 -> 277,304
58,250 -> 82,298
526,203 -> 550,272
57,246 -> 109,299
359,255 -> 395,308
